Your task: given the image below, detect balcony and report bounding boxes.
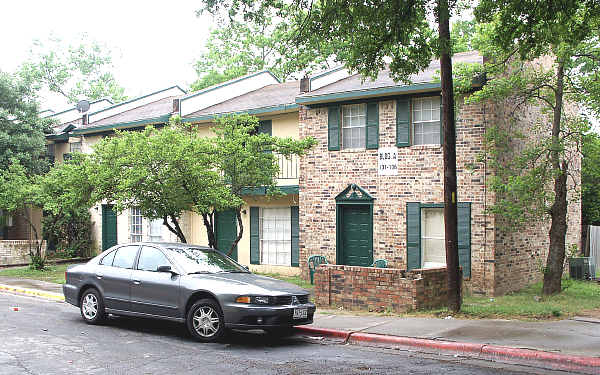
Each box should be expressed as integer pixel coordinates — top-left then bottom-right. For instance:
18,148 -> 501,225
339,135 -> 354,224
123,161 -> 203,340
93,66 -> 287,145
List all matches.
277,153 -> 298,180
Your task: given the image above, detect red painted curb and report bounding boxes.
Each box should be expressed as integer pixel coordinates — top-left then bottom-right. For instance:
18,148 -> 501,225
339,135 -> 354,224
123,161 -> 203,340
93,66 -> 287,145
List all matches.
295,327 -> 600,374
295,326 -> 351,340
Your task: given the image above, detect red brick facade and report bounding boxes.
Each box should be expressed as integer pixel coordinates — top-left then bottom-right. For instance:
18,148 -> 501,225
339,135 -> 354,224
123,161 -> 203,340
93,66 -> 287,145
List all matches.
298,95 -> 581,296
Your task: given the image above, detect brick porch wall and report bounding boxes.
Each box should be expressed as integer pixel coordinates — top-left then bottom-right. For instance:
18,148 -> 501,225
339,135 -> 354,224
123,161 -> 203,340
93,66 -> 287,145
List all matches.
0,240 -> 47,266
313,264 -> 448,312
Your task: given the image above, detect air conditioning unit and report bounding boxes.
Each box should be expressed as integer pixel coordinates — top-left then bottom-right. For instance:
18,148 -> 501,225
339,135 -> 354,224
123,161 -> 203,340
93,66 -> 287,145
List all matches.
569,257 -> 596,280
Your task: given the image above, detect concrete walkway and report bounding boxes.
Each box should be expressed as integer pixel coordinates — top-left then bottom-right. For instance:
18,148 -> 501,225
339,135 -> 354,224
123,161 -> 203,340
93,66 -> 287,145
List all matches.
310,312 -> 600,358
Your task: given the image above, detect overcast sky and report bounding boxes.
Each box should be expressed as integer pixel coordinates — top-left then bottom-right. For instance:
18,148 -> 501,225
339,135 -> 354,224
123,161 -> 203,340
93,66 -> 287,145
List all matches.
0,0 -> 213,111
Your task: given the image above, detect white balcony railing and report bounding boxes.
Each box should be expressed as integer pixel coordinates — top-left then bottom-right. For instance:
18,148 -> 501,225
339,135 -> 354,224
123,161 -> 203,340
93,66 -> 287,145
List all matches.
277,153 -> 298,179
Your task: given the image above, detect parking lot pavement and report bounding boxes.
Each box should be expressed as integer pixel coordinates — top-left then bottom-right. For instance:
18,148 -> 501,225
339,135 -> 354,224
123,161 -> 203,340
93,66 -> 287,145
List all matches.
0,292 -> 549,375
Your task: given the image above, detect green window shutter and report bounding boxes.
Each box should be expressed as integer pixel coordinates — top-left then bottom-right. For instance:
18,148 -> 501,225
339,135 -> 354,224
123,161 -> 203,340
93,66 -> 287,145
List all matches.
457,202 -> 471,278
396,98 -> 410,147
328,106 -> 340,151
291,206 -> 299,267
406,202 -> 421,270
250,207 -> 260,265
258,120 -> 272,135
366,102 -> 379,149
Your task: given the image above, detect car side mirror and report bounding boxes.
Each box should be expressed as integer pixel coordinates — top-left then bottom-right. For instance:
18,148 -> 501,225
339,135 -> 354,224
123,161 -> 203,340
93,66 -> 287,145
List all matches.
157,265 -> 174,273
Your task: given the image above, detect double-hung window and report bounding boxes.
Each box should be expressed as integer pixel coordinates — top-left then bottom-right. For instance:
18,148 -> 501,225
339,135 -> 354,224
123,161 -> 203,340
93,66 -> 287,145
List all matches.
412,97 -> 441,145
341,104 -> 367,149
421,207 -> 446,268
259,207 -> 292,266
70,141 -> 82,153
130,207 -> 143,242
149,218 -> 163,242
396,95 -> 442,147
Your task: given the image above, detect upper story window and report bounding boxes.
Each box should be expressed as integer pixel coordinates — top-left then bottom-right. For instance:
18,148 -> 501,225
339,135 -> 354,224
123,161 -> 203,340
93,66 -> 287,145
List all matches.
412,97 -> 441,145
341,104 -> 366,149
70,141 -> 82,153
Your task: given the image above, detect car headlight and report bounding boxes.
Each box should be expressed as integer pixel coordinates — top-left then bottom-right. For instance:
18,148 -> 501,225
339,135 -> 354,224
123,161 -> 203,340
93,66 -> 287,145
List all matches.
235,296 -> 270,304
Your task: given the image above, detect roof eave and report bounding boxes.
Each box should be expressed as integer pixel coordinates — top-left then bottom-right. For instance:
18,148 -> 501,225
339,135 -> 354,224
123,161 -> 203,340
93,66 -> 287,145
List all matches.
183,103 -> 298,123
71,114 -> 172,135
296,82 -> 442,105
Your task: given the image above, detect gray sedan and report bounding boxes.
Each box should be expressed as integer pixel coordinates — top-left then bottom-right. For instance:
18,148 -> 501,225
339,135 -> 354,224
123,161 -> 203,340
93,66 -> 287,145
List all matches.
63,242 -> 315,342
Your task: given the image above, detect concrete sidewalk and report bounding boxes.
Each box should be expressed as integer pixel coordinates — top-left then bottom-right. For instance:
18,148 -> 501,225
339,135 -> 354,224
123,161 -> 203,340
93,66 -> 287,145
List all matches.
309,312 -> 600,358
1,276 -> 599,373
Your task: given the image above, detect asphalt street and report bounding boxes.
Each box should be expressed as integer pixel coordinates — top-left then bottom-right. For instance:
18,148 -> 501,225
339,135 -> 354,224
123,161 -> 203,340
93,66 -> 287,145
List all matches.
0,293 -> 558,375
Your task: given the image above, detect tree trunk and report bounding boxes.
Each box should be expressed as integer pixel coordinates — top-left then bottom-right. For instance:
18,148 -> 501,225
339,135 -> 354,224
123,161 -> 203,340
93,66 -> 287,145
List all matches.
201,211 -> 218,249
228,208 -> 244,257
163,216 -> 187,243
438,0 -> 461,312
543,61 -> 567,296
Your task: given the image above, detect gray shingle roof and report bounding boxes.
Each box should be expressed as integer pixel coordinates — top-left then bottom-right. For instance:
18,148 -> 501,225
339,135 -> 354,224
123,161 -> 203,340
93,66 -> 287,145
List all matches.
300,51 -> 483,99
184,81 -> 300,118
82,96 -> 176,129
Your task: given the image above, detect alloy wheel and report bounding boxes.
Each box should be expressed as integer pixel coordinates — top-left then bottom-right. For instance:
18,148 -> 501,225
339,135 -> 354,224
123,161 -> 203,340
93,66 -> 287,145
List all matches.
192,306 -> 220,338
82,293 -> 98,320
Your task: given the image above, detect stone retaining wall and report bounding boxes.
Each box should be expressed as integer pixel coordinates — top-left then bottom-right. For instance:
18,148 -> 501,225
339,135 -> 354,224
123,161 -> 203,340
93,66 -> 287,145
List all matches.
314,265 -> 450,312
0,241 -> 46,266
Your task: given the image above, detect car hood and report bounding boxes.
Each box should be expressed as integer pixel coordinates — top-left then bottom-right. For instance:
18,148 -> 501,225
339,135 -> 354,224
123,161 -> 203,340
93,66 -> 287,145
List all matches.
190,272 -> 309,295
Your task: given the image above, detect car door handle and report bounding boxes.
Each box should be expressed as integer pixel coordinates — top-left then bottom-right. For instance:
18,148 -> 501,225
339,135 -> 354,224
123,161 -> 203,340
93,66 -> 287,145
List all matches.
95,273 -> 103,279
132,279 -> 141,285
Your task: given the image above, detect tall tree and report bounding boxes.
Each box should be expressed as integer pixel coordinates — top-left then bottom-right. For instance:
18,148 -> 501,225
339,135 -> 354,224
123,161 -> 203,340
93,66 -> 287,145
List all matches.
19,35 -> 127,104
89,124 -> 232,244
200,0 -> 466,312
192,7 -> 338,90
0,71 -> 53,175
473,0 -> 600,294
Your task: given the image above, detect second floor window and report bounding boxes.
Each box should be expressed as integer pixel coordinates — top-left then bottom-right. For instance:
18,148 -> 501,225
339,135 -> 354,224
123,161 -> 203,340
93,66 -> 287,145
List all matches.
412,96 -> 441,145
70,141 -> 82,153
342,103 -> 367,149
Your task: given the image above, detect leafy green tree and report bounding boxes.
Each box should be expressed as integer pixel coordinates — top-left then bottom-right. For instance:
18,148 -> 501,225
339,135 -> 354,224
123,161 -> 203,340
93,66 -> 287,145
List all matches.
19,35 -> 127,104
583,132 -> 600,226
472,0 -> 600,294
0,162 -> 46,269
200,0 -> 467,311
89,123 -> 232,244
192,7 -> 338,90
35,154 -> 95,257
0,71 -> 53,175
208,114 -> 317,255
450,19 -> 477,54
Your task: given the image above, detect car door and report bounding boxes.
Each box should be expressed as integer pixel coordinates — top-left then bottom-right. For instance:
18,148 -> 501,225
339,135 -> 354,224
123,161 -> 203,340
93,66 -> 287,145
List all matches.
130,245 -> 181,318
96,245 -> 140,312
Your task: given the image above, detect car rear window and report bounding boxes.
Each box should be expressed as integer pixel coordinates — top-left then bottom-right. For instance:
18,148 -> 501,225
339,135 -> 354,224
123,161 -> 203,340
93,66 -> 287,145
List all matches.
112,245 -> 139,269
99,250 -> 116,266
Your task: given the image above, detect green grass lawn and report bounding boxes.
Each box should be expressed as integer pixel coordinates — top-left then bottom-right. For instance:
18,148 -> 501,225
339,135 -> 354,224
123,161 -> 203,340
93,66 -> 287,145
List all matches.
0,263 -> 77,284
416,279 -> 600,320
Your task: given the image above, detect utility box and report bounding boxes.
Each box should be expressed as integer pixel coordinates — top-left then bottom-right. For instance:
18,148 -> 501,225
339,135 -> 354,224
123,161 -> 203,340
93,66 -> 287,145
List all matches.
569,257 -> 596,280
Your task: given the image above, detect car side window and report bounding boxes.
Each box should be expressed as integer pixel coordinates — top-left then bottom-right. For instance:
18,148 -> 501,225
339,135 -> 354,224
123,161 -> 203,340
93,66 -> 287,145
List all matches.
137,246 -> 171,272
99,250 -> 116,266
112,245 -> 139,269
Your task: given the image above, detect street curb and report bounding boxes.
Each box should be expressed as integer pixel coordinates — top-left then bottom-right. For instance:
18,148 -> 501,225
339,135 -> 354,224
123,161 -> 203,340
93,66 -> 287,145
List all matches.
0,284 -> 64,302
295,326 -> 600,374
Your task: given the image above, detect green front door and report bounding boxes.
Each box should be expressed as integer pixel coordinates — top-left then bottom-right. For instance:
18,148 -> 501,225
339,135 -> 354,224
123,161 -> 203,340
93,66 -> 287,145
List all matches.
340,205 -> 372,266
215,209 -> 238,261
102,204 -> 117,251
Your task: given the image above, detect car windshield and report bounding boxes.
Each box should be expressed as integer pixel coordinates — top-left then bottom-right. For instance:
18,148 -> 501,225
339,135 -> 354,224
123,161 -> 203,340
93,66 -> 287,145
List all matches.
166,247 -> 248,274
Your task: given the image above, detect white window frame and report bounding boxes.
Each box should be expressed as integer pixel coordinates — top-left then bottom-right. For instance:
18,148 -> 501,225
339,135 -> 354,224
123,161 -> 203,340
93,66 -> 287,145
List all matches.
70,141 -> 82,153
412,96 -> 441,145
259,207 -> 292,266
149,218 -> 163,242
341,103 -> 367,149
421,207 -> 446,269
130,207 -> 143,242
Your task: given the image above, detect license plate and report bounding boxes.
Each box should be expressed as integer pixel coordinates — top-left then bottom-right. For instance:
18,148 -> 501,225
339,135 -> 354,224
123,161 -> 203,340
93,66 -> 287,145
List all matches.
293,308 -> 308,319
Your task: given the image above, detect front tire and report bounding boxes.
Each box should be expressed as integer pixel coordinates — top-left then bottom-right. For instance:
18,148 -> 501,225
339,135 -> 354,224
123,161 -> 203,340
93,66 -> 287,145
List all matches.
79,288 -> 106,325
186,299 -> 225,342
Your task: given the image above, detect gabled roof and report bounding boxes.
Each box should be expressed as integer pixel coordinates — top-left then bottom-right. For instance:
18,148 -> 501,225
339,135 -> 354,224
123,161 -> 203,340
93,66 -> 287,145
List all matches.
72,96 -> 177,135
297,51 -> 483,105
184,81 -> 300,121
